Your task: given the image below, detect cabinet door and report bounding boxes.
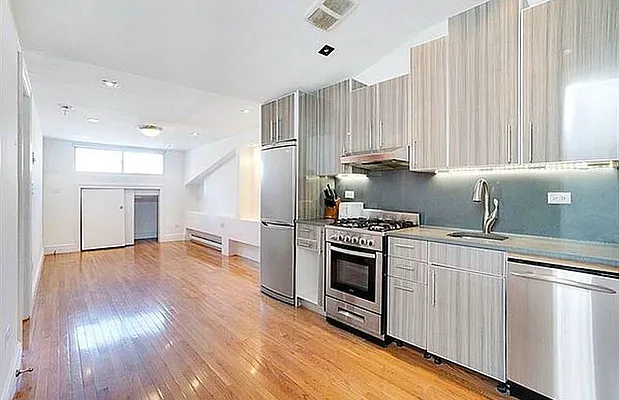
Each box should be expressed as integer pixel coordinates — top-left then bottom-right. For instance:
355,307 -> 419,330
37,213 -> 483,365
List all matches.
377,75 -> 409,150
277,93 -> 296,142
318,80 -> 352,175
448,0 -> 519,167
522,0 -> 619,163
428,266 -> 505,381
349,85 -> 376,154
410,37 -> 448,170
260,101 -> 277,145
387,277 -> 427,348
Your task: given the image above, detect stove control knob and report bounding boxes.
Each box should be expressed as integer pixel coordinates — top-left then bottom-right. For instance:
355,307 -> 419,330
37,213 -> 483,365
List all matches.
344,236 -> 351,243
351,237 -> 359,244
330,235 -> 337,240
337,235 -> 344,241
368,240 -> 375,247
359,238 -> 367,246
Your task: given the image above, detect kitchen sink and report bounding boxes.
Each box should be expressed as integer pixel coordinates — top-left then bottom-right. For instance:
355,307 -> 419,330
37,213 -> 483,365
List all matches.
447,231 -> 509,241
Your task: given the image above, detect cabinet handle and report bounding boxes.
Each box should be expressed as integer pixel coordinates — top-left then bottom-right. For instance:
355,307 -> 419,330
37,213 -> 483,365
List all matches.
298,227 -> 312,233
270,120 -> 275,142
529,122 -> 534,163
509,272 -> 616,295
432,270 -> 436,307
368,121 -> 373,149
277,118 -> 282,141
507,124 -> 513,164
346,132 -> 352,155
393,264 -> 417,272
394,243 -> 416,250
380,121 -> 384,148
394,285 -> 415,293
337,307 -> 365,323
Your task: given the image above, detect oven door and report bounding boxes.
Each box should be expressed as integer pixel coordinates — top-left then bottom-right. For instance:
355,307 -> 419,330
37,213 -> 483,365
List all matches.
326,243 -> 383,314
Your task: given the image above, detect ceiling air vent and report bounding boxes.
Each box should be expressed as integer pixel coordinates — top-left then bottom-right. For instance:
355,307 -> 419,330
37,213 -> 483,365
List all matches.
306,0 -> 358,31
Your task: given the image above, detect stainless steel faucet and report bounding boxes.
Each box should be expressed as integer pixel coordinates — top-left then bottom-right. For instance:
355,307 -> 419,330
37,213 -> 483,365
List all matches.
472,178 -> 499,234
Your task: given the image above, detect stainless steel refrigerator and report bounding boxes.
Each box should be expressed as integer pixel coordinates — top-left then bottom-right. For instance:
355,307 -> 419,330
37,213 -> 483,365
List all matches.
260,141 -> 297,305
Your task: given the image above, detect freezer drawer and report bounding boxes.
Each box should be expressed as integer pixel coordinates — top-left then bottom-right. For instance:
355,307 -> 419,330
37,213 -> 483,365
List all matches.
260,222 -> 294,302
261,144 -> 296,224
508,260 -> 619,400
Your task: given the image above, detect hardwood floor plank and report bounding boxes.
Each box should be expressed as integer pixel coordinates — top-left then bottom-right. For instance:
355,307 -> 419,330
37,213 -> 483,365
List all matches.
15,242 -> 506,400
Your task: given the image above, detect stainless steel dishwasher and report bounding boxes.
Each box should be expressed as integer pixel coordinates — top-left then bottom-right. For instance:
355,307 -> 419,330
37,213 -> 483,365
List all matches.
507,258 -> 619,400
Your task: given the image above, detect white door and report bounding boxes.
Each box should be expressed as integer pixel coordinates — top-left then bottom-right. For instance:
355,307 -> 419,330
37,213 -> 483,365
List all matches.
81,189 -> 126,250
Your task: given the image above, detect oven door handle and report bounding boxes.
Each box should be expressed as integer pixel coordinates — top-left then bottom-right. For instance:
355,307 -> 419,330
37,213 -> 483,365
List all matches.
330,246 -> 376,259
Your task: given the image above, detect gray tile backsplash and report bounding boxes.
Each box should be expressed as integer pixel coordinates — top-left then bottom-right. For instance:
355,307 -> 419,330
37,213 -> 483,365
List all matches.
336,168 -> 619,244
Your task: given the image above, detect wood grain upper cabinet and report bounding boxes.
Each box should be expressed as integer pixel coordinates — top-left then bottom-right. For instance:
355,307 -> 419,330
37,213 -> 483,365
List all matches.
448,0 -> 519,168
410,37 -> 448,171
260,100 -> 277,145
277,93 -> 296,142
376,74 -> 410,150
349,85 -> 376,154
318,80 -> 354,175
522,0 -> 619,164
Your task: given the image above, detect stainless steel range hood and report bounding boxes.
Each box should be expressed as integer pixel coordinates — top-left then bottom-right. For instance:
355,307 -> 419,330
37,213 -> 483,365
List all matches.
340,146 -> 410,171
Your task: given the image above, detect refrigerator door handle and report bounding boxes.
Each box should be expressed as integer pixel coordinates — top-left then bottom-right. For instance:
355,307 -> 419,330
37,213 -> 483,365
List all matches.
261,220 -> 294,228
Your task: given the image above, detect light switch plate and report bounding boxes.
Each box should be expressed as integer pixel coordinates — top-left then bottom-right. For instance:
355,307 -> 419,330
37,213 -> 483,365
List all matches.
548,192 -> 572,205
344,190 -> 355,199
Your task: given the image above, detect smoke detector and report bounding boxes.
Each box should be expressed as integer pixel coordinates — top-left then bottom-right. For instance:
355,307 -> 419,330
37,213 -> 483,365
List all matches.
306,0 -> 358,31
59,104 -> 74,115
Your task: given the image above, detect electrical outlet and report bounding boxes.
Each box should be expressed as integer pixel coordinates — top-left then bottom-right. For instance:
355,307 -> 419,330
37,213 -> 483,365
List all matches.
548,192 -> 572,205
344,190 -> 355,199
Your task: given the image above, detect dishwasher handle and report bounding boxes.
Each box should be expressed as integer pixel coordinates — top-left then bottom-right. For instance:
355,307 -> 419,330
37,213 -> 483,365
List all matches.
509,271 -> 617,295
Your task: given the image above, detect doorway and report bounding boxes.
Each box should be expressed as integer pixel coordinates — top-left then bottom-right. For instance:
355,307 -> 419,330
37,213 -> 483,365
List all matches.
17,52 -> 33,320
80,188 -> 161,250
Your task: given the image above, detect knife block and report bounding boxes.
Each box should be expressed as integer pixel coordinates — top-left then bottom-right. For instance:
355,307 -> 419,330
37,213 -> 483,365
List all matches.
325,199 -> 340,220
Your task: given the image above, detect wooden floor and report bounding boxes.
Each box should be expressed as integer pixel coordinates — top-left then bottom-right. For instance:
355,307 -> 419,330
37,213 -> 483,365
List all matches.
15,241 -> 506,400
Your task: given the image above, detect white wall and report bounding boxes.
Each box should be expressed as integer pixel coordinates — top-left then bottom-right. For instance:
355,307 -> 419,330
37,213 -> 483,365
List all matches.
184,129 -> 261,261
355,22 -> 448,85
43,138 -> 186,254
30,105 -> 44,299
0,0 -> 24,398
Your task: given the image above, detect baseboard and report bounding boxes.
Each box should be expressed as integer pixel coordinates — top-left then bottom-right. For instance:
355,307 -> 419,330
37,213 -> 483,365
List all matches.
161,233 -> 186,243
1,344 -> 22,400
44,244 -> 78,255
229,240 -> 259,263
31,250 -> 44,301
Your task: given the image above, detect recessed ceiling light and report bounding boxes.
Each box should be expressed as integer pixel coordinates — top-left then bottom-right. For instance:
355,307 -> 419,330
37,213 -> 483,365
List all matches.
101,79 -> 120,89
240,109 -> 251,114
318,44 -> 336,57
137,124 -> 163,137
191,132 -> 200,137
86,118 -> 100,124
59,104 -> 74,115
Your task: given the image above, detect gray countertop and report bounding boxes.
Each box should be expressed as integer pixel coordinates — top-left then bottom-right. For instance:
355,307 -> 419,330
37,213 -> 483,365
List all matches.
388,226 -> 619,271
296,219 -> 335,227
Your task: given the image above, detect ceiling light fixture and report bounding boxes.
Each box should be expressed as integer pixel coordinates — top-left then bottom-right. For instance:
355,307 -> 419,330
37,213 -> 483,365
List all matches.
240,109 -> 251,114
86,118 -> 100,124
101,79 -> 120,89
318,44 -> 336,57
191,132 -> 200,137
59,104 -> 74,115
137,124 -> 163,137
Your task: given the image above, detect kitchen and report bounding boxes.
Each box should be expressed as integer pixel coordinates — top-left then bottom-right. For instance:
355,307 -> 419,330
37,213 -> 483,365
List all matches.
259,0 -> 619,399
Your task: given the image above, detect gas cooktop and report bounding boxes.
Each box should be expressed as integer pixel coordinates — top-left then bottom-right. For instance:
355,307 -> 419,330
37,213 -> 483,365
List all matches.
332,218 -> 418,232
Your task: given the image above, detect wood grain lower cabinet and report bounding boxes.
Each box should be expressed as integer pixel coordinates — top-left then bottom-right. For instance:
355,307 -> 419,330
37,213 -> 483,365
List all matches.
387,277 -> 427,348
428,264 -> 506,382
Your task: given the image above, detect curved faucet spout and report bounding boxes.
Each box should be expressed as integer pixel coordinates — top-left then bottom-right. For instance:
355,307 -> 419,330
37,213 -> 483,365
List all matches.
472,179 -> 499,234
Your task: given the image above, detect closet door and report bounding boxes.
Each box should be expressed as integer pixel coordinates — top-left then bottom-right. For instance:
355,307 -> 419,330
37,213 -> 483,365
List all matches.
81,188 -> 126,250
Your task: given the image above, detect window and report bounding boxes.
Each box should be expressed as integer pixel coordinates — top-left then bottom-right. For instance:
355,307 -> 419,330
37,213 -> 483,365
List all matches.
123,152 -> 164,175
75,147 -> 164,175
75,148 -> 123,173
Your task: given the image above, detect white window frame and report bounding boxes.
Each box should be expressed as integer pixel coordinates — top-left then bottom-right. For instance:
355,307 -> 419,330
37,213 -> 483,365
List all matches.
74,145 -> 165,176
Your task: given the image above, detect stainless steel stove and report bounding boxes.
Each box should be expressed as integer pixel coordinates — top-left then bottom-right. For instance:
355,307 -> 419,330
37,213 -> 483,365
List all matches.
325,210 -> 420,343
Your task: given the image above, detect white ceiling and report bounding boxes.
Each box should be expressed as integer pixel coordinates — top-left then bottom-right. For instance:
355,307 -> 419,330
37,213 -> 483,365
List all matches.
24,52 -> 259,150
13,0 -> 485,149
